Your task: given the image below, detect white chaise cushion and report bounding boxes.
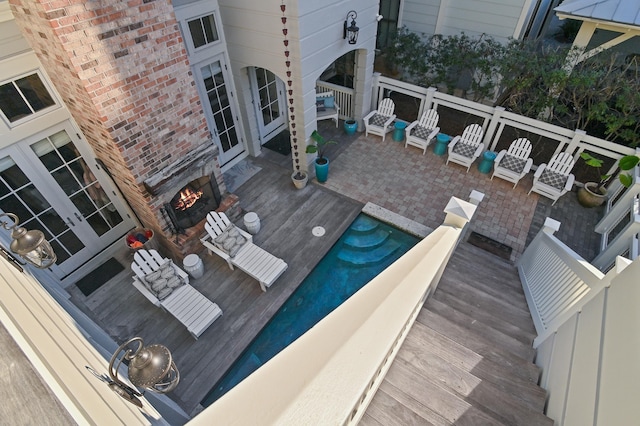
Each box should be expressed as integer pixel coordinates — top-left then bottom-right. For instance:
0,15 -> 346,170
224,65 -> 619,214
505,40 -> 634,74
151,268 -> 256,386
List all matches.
214,225 -> 248,257
143,261 -> 184,300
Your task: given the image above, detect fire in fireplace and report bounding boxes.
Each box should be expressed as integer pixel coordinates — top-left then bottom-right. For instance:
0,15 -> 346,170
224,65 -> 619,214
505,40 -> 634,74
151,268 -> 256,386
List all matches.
175,187 -> 203,211
165,175 -> 221,232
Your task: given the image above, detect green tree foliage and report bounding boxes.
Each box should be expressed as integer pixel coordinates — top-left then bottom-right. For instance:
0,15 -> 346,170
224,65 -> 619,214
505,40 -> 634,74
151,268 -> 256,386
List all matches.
382,29 -> 640,147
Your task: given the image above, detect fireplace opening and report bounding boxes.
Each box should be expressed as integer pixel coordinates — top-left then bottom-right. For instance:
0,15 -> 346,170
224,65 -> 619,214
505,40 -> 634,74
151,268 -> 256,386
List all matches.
165,175 -> 221,232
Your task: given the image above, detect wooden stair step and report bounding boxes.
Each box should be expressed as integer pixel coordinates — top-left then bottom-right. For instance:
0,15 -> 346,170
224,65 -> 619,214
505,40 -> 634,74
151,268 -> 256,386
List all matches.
432,290 -> 535,346
449,242 -> 525,291
417,308 -> 541,384
439,264 -> 531,312
405,320 -> 547,412
362,386 -> 441,426
383,357 -> 510,425
436,280 -> 535,334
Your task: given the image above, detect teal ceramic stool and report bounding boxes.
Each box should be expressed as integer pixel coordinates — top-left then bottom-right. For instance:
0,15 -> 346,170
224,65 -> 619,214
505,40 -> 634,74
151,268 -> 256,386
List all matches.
433,133 -> 451,156
392,121 -> 407,142
478,151 -> 497,174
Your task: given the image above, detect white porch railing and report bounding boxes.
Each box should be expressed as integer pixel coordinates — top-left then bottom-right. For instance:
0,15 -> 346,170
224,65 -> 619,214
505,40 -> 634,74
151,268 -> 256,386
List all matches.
517,218 -> 606,347
315,81 -> 355,120
591,165 -> 640,271
189,193 -> 482,426
534,256 -> 639,426
591,195 -> 640,271
372,74 -> 636,174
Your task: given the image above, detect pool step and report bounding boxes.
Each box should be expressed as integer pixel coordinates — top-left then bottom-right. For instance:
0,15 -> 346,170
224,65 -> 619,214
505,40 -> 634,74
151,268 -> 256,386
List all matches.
343,229 -> 390,250
348,215 -> 379,233
337,241 -> 401,266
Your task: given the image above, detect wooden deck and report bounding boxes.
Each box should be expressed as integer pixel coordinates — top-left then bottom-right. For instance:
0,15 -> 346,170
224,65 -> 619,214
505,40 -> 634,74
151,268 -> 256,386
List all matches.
67,156 -> 363,414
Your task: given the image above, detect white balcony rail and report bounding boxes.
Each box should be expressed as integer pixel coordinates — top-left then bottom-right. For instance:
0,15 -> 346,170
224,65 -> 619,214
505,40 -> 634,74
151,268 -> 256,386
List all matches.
535,256 -> 639,426
315,81 -> 355,120
0,258 -> 168,425
591,195 -> 640,272
593,166 -> 640,264
517,218 -> 607,347
372,74 -> 636,175
189,193 -> 482,426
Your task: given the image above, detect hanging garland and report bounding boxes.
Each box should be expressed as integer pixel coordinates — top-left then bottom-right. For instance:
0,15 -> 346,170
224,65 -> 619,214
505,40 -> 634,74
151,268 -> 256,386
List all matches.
280,1 -> 301,174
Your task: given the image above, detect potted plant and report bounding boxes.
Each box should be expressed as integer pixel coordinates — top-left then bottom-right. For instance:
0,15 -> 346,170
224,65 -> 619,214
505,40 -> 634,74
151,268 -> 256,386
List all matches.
577,152 -> 639,207
306,130 -> 337,183
291,169 -> 308,189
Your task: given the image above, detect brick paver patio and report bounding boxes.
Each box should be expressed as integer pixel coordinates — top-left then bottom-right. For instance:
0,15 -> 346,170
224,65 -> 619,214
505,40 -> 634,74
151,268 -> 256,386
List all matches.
311,121 -> 604,262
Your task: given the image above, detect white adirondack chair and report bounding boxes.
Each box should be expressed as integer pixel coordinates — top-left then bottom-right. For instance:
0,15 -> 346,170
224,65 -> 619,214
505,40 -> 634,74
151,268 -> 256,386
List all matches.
131,249 -> 222,339
446,124 -> 485,171
491,138 -> 534,188
405,109 -> 440,154
363,98 -> 396,142
528,152 -> 576,205
201,211 -> 288,292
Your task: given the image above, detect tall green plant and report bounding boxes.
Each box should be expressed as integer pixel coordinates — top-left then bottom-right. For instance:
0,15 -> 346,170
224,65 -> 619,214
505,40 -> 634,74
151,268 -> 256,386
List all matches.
306,130 -> 336,164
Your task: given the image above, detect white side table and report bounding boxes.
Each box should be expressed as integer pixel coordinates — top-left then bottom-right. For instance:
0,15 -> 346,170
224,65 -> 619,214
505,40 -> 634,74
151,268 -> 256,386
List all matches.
183,254 -> 204,279
244,212 -> 261,234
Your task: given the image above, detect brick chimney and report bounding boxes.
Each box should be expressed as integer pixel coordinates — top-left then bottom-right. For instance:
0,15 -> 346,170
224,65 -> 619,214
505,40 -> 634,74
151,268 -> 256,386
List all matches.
9,0 -> 237,257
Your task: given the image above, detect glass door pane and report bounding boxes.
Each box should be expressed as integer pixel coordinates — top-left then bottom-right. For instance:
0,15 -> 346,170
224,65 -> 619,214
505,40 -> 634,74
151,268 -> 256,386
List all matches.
0,155 -> 83,265
201,60 -> 242,164
30,130 -> 124,237
250,67 -> 286,142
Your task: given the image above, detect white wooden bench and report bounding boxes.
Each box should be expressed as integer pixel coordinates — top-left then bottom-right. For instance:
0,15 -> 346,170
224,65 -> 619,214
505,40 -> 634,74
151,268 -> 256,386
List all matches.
316,91 -> 340,127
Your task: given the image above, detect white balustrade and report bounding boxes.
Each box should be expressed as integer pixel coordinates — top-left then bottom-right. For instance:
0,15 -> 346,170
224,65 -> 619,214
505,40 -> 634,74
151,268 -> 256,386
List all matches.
517,218 -> 607,347
315,81 -> 355,120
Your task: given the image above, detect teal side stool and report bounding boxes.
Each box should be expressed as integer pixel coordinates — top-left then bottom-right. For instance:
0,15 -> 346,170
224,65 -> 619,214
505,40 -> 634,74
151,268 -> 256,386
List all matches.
393,121 -> 407,142
433,133 -> 451,156
478,151 -> 497,174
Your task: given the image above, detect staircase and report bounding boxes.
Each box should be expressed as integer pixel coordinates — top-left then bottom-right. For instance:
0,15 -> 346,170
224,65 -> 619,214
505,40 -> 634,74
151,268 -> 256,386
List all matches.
361,241 -> 553,425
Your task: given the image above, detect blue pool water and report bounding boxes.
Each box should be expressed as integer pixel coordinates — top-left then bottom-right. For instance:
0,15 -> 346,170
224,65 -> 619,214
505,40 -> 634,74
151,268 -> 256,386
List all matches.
201,213 -> 420,406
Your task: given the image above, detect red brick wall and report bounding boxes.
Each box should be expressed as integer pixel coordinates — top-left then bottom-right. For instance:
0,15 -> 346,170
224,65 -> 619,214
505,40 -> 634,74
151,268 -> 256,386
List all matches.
9,0 -> 229,256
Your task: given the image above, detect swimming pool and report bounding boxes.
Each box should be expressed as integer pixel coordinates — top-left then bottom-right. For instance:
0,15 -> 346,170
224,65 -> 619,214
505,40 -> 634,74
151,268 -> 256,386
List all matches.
201,213 -> 420,406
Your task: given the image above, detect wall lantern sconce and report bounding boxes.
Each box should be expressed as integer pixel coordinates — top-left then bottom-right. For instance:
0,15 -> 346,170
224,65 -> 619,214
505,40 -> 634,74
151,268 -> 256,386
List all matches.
87,337 -> 180,407
343,10 -> 359,45
0,213 -> 56,269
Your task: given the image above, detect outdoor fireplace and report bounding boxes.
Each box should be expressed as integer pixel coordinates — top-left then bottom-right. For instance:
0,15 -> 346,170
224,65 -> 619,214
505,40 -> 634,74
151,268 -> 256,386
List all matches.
165,175 -> 221,232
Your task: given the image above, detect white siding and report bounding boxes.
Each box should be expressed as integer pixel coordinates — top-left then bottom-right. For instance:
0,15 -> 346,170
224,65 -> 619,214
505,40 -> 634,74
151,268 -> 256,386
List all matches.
402,0 -> 440,36
401,0 -> 530,42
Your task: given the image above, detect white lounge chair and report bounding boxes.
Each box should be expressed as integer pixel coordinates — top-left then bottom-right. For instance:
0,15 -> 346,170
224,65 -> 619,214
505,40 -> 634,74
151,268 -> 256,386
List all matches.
491,138 -> 534,188
131,249 -> 222,339
405,109 -> 440,155
446,123 -> 485,172
528,152 -> 576,205
363,98 -> 396,142
201,212 -> 288,292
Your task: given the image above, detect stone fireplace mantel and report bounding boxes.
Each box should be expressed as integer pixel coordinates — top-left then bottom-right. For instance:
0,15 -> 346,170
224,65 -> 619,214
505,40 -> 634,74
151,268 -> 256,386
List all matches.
143,140 -> 219,197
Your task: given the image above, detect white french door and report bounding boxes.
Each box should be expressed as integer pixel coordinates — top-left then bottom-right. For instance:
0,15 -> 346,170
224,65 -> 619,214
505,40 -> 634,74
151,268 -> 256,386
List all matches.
0,122 -> 134,277
196,57 -> 244,166
249,67 -> 286,143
